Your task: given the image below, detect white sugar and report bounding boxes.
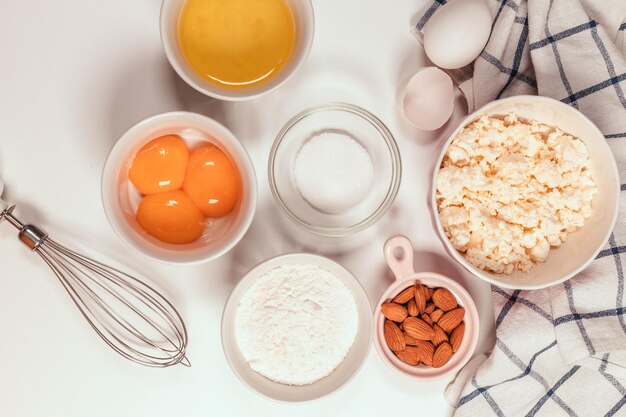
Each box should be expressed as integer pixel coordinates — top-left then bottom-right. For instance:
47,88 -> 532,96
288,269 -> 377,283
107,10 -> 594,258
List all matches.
234,264 -> 358,386
293,132 -> 374,213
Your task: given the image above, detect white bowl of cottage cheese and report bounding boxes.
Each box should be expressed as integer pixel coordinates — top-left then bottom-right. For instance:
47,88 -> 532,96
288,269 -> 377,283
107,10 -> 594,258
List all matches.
432,95 -> 620,290
221,253 -> 372,402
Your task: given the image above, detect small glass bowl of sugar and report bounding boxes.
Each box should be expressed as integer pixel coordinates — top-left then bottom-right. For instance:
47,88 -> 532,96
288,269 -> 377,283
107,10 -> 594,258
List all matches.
269,102 -> 401,238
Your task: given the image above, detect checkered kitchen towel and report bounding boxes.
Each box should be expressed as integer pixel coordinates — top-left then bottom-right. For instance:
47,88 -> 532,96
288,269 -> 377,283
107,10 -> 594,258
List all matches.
415,1 -> 626,416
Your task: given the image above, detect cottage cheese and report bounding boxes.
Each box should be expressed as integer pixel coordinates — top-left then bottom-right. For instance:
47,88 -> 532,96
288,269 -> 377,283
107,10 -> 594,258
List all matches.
436,113 -> 597,274
234,264 -> 358,385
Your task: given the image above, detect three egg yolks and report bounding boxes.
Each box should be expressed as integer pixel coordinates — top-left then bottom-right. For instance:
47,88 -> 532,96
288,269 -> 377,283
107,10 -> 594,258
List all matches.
128,135 -> 239,244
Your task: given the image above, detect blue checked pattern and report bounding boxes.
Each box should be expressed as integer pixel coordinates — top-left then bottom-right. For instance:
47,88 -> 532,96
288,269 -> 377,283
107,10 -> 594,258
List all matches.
414,1 -> 626,416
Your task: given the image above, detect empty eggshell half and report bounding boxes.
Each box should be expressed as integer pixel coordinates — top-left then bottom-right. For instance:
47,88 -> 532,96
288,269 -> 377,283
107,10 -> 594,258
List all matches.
402,67 -> 454,131
423,0 -> 492,70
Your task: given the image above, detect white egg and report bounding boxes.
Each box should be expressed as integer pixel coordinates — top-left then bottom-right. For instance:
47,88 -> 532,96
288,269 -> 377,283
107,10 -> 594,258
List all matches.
423,0 -> 492,70
402,67 -> 454,131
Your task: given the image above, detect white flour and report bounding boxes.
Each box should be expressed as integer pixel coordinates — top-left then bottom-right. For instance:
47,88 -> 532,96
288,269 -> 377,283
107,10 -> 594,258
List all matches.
234,263 -> 358,385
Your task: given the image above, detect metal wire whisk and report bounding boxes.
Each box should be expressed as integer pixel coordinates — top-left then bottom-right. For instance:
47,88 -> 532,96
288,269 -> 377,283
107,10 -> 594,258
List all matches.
0,204 -> 190,368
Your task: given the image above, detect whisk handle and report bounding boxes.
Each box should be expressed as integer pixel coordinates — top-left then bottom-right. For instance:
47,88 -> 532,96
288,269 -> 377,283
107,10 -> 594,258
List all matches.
0,205 -> 48,250
19,224 -> 48,250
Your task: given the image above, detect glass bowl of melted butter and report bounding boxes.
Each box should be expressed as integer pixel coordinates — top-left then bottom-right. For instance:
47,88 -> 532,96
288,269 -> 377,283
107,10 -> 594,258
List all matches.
160,0 -> 314,100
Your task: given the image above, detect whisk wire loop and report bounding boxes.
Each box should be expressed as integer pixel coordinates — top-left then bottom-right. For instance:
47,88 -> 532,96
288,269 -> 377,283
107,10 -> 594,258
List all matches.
47,240 -> 184,351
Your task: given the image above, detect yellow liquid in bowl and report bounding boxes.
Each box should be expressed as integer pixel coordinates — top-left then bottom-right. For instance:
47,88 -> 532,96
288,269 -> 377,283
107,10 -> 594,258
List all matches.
178,0 -> 296,89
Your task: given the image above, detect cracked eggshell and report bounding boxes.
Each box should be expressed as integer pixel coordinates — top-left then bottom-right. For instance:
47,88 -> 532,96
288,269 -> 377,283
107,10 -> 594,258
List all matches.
423,0 -> 492,70
402,67 -> 454,131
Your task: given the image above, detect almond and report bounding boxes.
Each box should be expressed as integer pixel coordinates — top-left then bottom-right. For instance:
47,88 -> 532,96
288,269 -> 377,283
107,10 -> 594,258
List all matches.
421,314 -> 433,326
432,288 -> 458,311
424,303 -> 436,315
381,302 -> 408,323
432,342 -> 453,368
396,346 -> 421,365
426,287 -> 434,302
430,309 -> 444,323
414,340 -> 434,366
431,324 -> 449,346
414,284 -> 427,313
407,299 -> 418,317
450,322 -> 465,352
393,286 -> 415,304
403,317 -> 434,340
384,320 -> 405,352
402,332 -> 420,346
438,307 -> 465,332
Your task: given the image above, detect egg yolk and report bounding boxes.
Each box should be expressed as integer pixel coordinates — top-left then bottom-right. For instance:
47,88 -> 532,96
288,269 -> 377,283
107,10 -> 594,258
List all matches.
183,145 -> 240,218
129,135 -> 189,195
136,190 -> 205,244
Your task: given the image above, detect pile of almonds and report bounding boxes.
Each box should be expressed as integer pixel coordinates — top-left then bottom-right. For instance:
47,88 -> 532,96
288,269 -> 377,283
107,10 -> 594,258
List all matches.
382,282 -> 465,368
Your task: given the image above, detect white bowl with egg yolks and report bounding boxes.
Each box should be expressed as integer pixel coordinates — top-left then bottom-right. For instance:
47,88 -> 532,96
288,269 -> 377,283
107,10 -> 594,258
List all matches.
432,95 -> 620,290
160,0 -> 314,101
101,111 -> 257,264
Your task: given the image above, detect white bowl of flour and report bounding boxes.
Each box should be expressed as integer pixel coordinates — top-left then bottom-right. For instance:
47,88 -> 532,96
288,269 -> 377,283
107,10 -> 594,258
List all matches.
221,253 -> 372,402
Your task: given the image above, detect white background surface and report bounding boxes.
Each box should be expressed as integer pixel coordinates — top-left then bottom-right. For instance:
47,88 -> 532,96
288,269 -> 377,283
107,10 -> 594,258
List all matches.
0,0 -> 495,416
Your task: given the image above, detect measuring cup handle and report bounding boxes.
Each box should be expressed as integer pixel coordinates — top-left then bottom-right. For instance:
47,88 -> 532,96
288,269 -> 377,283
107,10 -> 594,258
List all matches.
384,235 -> 415,280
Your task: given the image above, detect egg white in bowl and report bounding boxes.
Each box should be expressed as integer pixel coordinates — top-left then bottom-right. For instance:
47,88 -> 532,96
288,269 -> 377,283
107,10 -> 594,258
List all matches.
432,96 -> 620,290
